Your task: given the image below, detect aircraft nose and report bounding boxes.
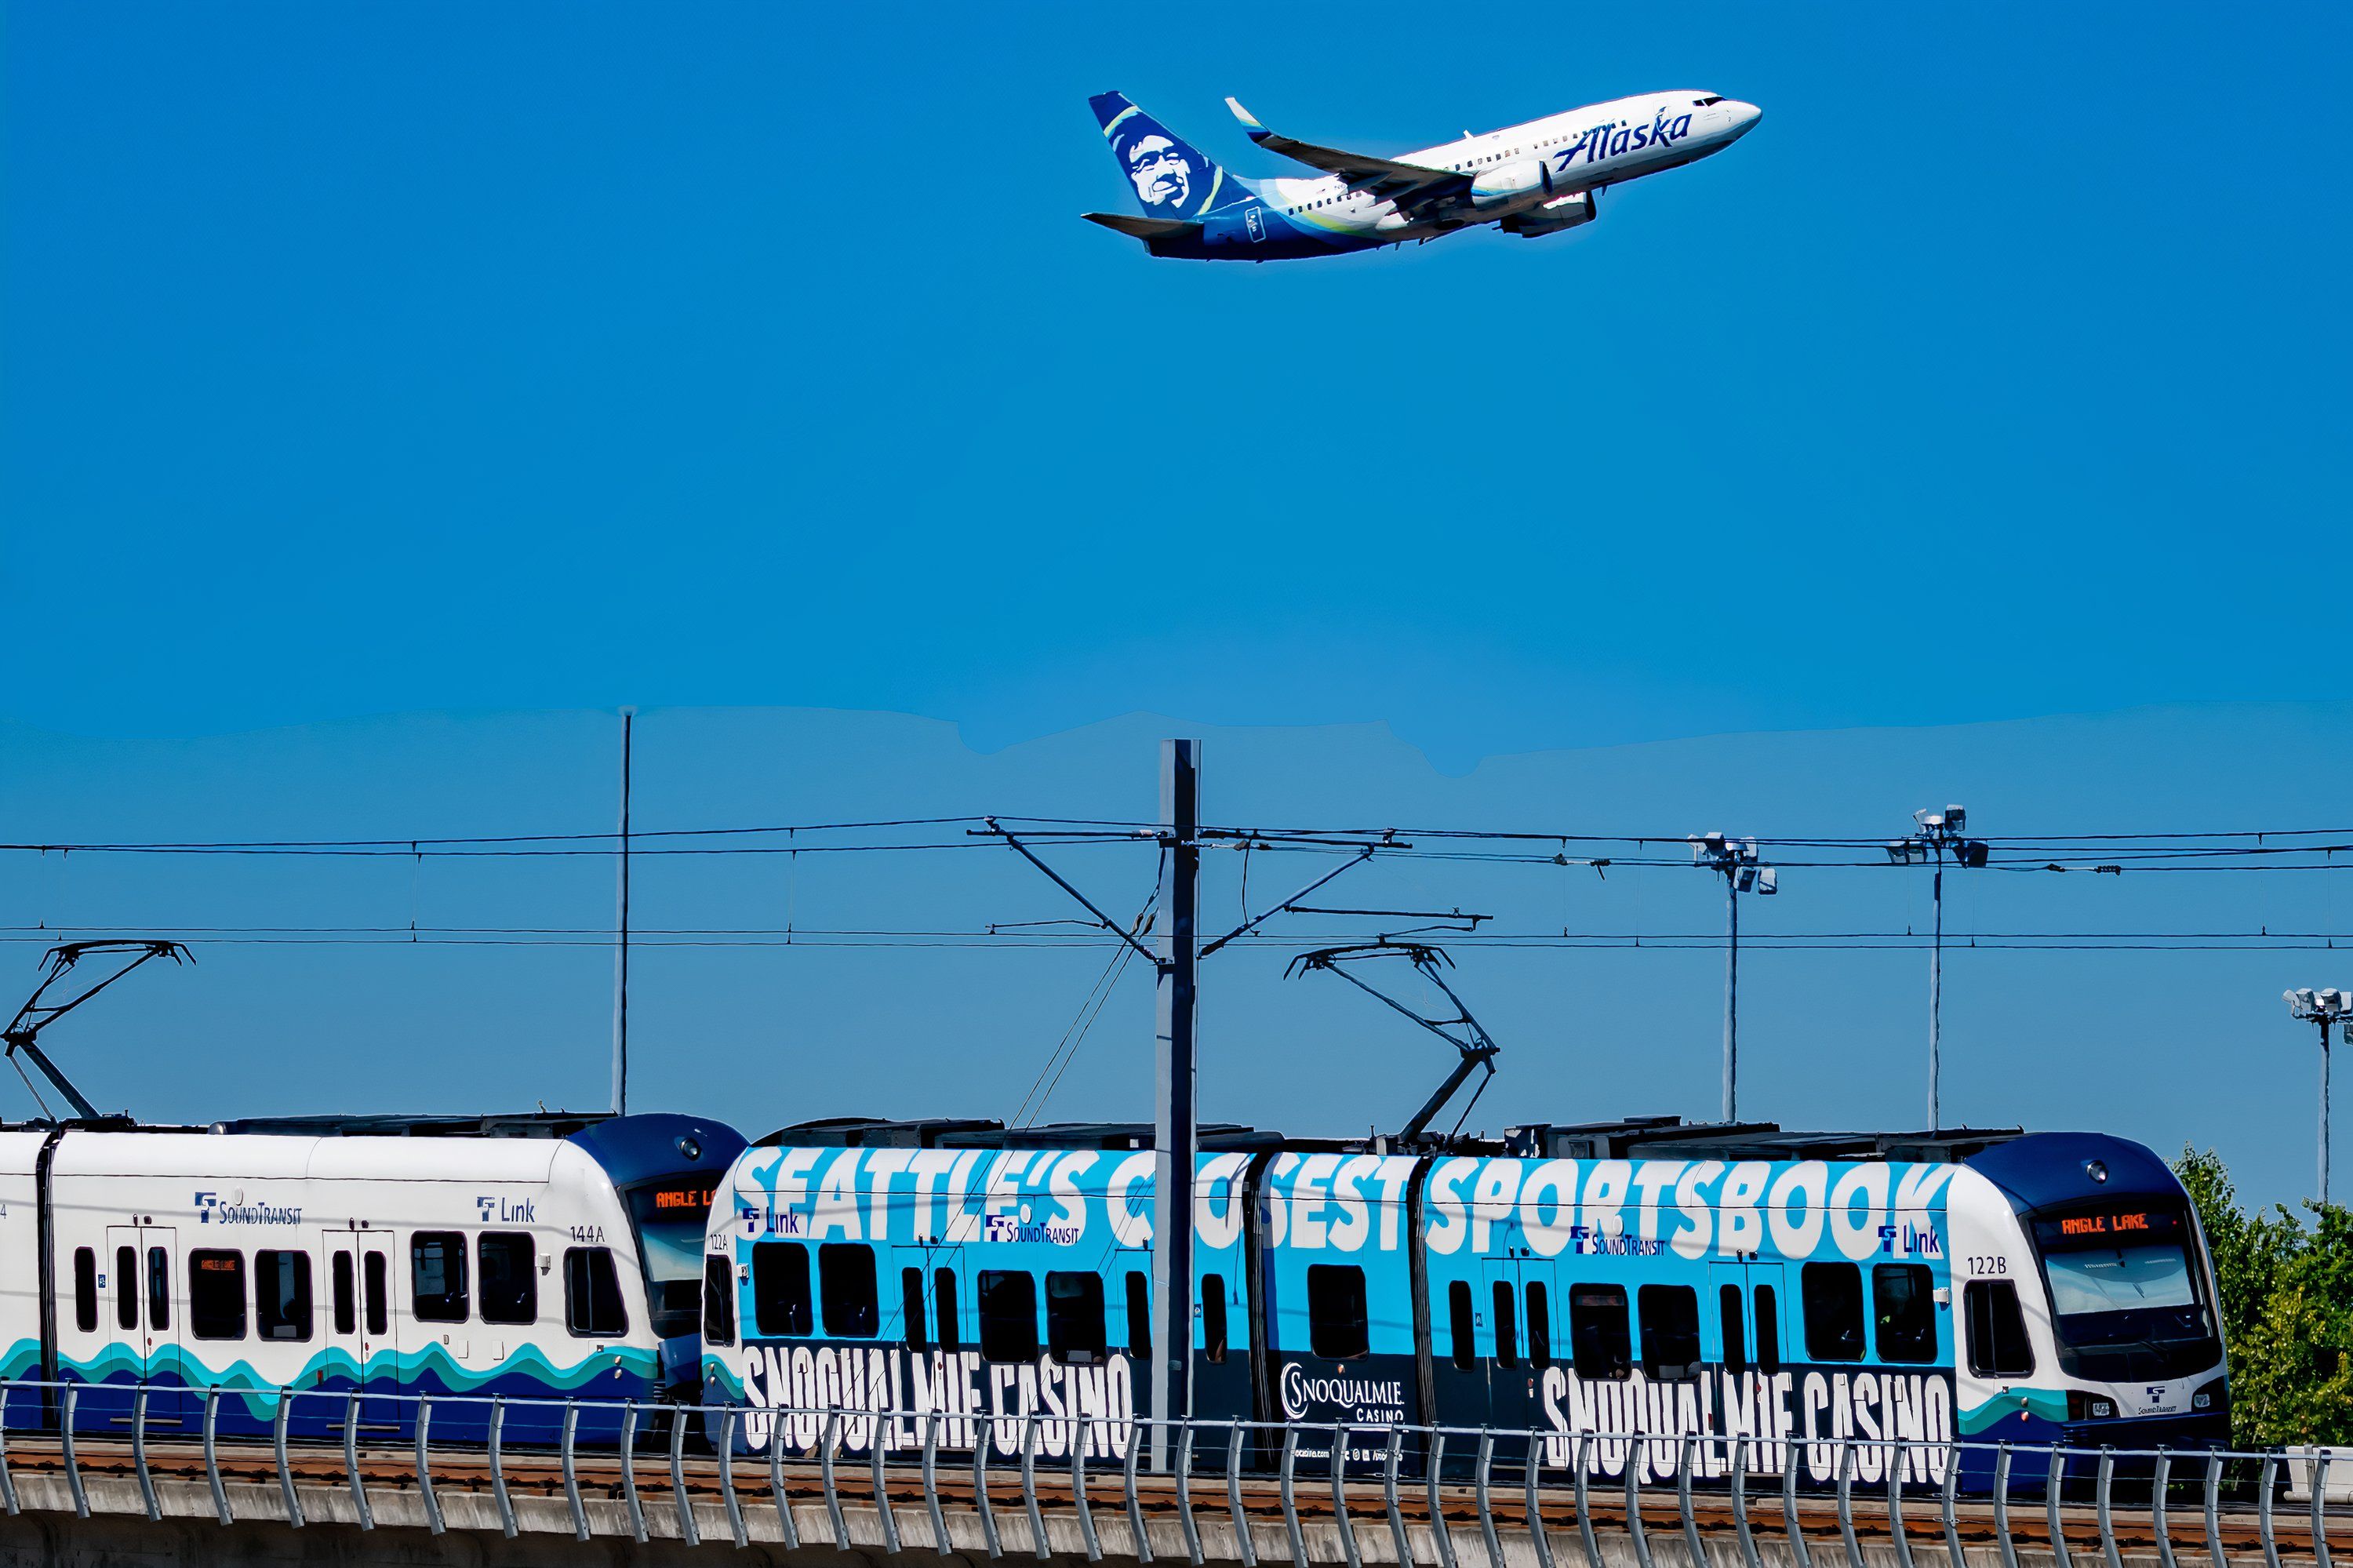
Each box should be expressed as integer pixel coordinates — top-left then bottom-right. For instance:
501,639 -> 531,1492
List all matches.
1727,101 -> 1763,134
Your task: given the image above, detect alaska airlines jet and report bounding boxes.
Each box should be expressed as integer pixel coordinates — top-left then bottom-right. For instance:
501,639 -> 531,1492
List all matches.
1084,91 -> 1761,260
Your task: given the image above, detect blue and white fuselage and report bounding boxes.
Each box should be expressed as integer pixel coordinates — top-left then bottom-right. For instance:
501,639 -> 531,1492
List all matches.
1084,90 -> 1762,260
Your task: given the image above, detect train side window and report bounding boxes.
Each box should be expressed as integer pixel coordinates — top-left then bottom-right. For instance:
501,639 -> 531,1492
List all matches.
1126,1270 -> 1151,1359
1755,1285 -> 1780,1373
934,1268 -> 962,1350
563,1247 -> 628,1337
704,1256 -> 736,1347
819,1243 -> 878,1337
978,1270 -> 1038,1363
1442,1279 -> 1474,1369
255,1250 -> 313,1341
72,1247 -> 97,1333
1802,1262 -> 1865,1362
1526,1281 -> 1552,1365
1308,1265 -> 1370,1360
903,1268 -> 929,1349
1965,1281 -> 2035,1377
364,1252 -> 388,1337
332,1253 -> 355,1337
1638,1285 -> 1702,1380
190,1250 -> 247,1341
410,1232 -> 469,1323
1202,1274 -> 1227,1364
753,1242 -> 812,1337
1047,1271 -> 1107,1364
147,1247 -> 170,1332
1873,1264 -> 1938,1362
116,1245 -> 138,1330
1719,1283 -> 1747,1372
1492,1279 -> 1519,1366
1568,1285 -> 1631,1380
478,1234 -> 536,1325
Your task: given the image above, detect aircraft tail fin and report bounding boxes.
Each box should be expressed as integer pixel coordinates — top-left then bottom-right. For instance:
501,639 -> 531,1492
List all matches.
1089,92 -> 1246,220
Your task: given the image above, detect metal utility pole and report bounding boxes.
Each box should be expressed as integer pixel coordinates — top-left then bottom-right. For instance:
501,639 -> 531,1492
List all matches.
611,708 -> 635,1118
2284,988 -> 2345,1205
978,741 -> 1388,1471
1689,834 -> 1776,1122
1888,806 -> 1987,1129
1150,738 -> 1199,1470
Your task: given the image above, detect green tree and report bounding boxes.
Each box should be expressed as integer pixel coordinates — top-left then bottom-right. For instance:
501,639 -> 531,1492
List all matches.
2173,1148 -> 2353,1446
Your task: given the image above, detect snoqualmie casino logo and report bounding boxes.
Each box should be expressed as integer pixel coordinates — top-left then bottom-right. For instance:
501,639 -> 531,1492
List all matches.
1279,1362 -> 1406,1422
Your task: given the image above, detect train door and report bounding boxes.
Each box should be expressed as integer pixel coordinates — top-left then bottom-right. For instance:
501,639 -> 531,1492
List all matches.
92,1223 -> 182,1423
323,1228 -> 398,1425
1709,1261 -> 1788,1473
1481,1256 -> 1544,1437
140,1227 -> 184,1421
1747,1264 -> 1787,1370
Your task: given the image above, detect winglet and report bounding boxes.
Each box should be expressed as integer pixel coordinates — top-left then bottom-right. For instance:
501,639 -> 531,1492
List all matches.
1224,96 -> 1271,144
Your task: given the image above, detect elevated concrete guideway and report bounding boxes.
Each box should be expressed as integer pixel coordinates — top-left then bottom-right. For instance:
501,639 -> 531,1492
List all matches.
0,1421 -> 2340,1568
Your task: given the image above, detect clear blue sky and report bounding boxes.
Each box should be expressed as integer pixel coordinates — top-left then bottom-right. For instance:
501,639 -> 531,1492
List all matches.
3,9 -> 2349,1209
5,4 -> 2347,767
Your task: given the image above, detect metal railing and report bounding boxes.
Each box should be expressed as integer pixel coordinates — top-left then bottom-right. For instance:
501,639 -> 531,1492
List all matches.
0,1377 -> 2334,1563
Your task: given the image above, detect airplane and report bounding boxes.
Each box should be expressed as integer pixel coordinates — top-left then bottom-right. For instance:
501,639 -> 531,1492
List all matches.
1083,90 -> 1762,260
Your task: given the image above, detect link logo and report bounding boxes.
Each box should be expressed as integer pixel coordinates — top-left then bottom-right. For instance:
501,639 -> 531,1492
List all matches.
477,1195 -> 537,1224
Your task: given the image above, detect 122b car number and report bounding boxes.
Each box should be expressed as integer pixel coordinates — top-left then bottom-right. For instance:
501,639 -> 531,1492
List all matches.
1966,1255 -> 2009,1275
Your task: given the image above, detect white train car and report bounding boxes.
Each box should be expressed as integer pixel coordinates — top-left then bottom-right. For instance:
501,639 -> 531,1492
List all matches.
1,1111 -> 744,1444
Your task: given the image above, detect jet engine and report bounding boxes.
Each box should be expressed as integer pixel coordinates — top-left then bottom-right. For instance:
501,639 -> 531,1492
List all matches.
1470,159 -> 1552,209
1500,189 -> 1598,238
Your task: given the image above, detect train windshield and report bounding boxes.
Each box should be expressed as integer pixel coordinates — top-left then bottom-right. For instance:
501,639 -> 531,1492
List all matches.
2031,1205 -> 2217,1380
625,1180 -> 718,1339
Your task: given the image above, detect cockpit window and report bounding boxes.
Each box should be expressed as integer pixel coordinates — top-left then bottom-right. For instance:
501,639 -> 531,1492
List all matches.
1696,96 -> 1724,107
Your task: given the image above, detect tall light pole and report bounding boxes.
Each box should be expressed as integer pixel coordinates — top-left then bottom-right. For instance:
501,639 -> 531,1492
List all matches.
1690,833 -> 1777,1122
2284,988 -> 2344,1206
611,707 -> 635,1118
1887,805 -> 1988,1130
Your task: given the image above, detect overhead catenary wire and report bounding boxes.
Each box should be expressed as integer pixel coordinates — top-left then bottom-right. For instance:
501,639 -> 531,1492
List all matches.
5,925 -> 2353,952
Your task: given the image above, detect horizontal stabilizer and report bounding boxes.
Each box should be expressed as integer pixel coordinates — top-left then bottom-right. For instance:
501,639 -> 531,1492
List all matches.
1223,96 -> 1467,209
1081,211 -> 1200,241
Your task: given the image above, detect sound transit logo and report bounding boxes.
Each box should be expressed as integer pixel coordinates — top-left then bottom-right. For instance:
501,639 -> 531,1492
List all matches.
193,1190 -> 302,1226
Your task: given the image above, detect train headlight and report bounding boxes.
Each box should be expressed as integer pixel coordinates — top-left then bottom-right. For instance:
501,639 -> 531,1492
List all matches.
2192,1392 -> 2211,1410
2067,1390 -> 2118,1421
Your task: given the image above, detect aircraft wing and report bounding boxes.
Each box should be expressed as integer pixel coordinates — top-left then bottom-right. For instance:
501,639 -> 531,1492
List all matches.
1225,97 -> 1468,207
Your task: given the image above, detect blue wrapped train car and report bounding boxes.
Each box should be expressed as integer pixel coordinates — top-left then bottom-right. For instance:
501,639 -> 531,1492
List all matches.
700,1115 -> 2229,1487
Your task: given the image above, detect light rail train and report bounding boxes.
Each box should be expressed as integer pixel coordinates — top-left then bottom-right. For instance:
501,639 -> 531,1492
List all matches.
700,1116 -> 2229,1486
0,1111 -> 745,1442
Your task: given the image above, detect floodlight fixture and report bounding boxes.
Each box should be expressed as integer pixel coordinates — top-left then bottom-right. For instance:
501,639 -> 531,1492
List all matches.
1900,802 -> 1983,1130
1693,829 -> 1781,1122
2284,985 -> 2345,1205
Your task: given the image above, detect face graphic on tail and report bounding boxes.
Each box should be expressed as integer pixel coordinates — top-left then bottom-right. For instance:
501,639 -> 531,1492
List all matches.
1091,93 -> 1230,222
1123,133 -> 1194,212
